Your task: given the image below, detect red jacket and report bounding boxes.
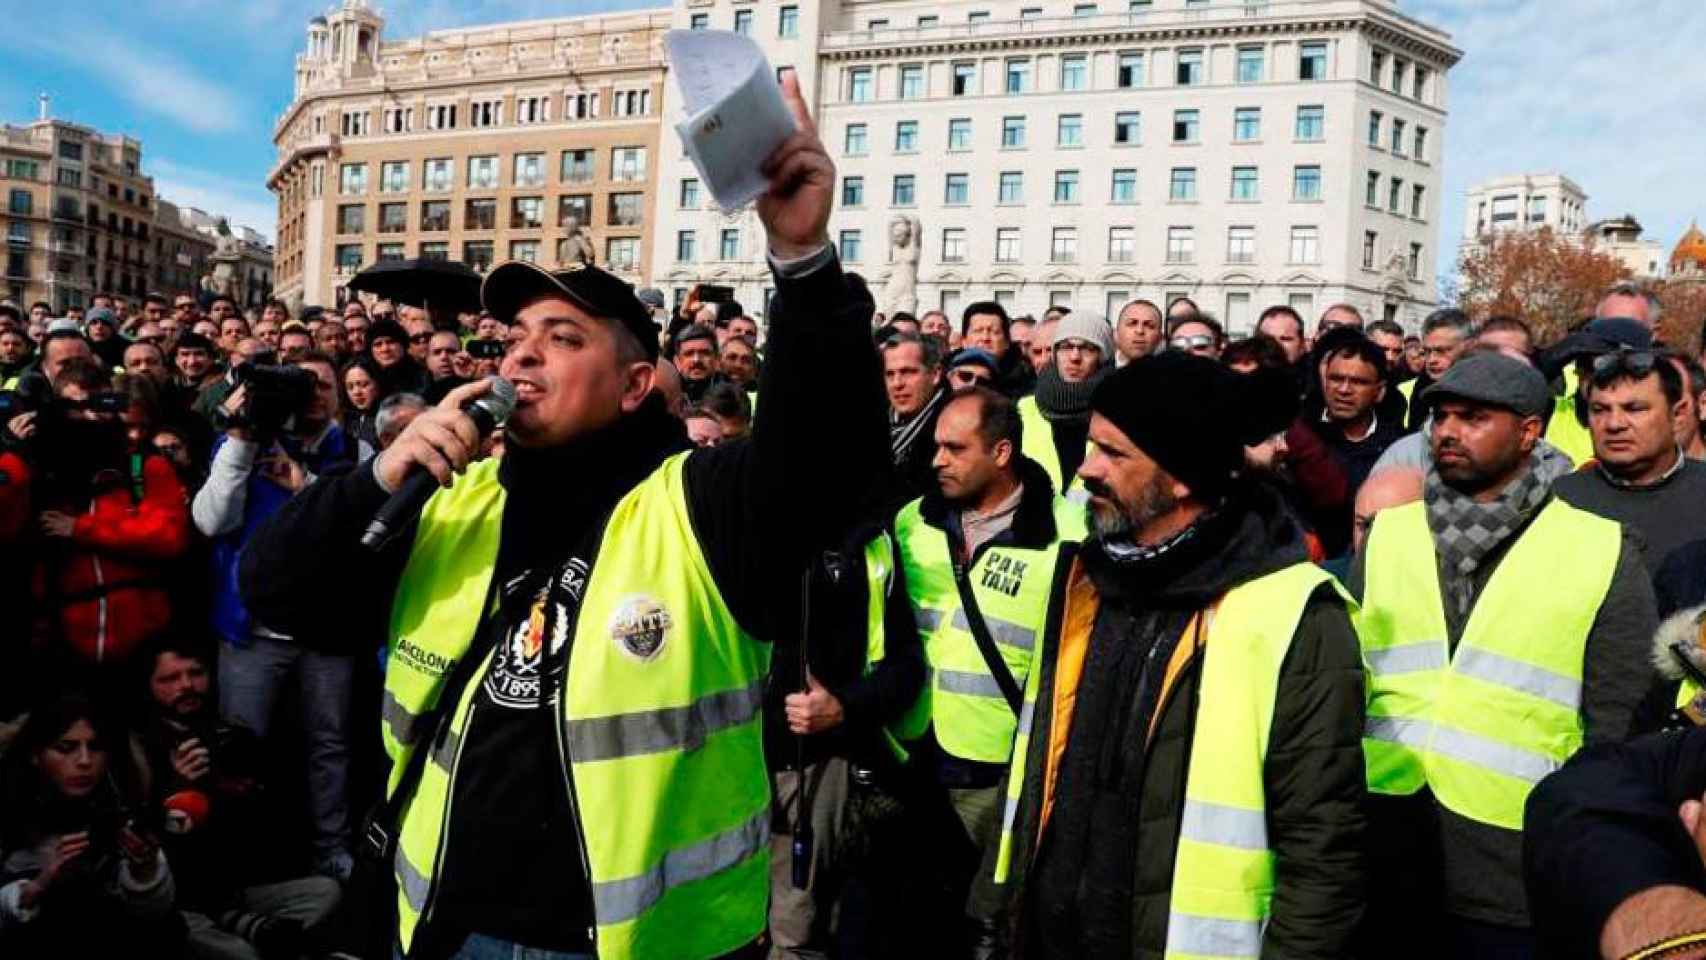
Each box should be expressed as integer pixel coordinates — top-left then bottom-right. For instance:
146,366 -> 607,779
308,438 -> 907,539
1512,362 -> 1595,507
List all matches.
32,455 -> 190,665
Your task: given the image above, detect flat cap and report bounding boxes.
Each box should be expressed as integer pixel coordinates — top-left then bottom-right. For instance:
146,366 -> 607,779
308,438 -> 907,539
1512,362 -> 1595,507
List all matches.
1422,351 -> 1550,418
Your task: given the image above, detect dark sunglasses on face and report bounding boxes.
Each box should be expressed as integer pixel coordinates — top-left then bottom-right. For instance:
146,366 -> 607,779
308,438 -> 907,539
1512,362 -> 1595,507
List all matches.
949,367 -> 993,388
1171,334 -> 1216,351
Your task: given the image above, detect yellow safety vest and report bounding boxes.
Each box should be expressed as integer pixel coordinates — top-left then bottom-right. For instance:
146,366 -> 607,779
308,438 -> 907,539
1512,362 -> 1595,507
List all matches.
995,562 -> 1344,960
861,532 -> 931,758
893,494 -> 1079,764
1016,396 -> 1088,501
1545,366 -> 1594,466
383,453 -> 770,959
1397,378 -> 1416,423
1358,498 -> 1618,830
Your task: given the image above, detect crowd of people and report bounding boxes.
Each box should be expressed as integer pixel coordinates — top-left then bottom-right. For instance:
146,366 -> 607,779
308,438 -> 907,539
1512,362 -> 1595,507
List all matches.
6,75 -> 1706,960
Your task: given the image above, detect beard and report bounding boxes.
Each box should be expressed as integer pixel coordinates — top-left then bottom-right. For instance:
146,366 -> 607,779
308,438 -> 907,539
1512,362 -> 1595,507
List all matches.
1085,474 -> 1179,540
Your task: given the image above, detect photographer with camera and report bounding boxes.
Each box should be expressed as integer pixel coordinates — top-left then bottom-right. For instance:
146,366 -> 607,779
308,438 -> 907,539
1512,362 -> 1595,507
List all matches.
0,692 -> 182,955
7,356 -> 190,678
133,635 -> 343,960
191,349 -> 361,881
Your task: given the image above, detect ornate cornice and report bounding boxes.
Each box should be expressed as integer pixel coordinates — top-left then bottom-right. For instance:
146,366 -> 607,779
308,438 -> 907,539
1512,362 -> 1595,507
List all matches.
820,15 -> 1363,63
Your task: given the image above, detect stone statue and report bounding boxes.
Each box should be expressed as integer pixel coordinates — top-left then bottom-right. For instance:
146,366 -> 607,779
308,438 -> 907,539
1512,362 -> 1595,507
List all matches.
883,214 -> 921,317
213,218 -> 240,259
560,216 -> 596,267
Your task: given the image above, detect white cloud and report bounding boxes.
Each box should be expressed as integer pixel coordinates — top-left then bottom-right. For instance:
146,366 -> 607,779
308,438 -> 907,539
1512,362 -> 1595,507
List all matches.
150,159 -> 277,243
24,28 -> 249,136
1411,0 -> 1706,267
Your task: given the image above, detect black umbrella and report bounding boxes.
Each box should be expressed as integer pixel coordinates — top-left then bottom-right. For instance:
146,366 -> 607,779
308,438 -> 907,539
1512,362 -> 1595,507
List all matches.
345,258 -> 483,315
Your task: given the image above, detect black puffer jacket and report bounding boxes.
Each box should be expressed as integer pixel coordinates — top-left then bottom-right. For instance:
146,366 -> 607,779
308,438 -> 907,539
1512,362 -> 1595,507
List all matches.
1007,482 -> 1367,959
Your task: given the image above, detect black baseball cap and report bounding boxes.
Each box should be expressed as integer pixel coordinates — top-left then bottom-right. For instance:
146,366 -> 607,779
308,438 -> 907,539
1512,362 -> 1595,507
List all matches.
482,261 -> 660,361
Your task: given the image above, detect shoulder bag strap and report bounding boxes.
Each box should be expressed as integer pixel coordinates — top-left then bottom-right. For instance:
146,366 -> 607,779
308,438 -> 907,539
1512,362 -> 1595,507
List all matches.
952,557 -> 1023,716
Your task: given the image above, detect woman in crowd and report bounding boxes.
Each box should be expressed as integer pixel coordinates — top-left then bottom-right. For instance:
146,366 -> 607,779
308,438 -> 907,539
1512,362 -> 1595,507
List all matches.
339,357 -> 386,453
0,694 -> 181,955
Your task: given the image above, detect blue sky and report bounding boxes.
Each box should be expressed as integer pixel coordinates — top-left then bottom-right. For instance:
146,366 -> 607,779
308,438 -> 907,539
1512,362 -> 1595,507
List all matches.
4,0 -> 1701,284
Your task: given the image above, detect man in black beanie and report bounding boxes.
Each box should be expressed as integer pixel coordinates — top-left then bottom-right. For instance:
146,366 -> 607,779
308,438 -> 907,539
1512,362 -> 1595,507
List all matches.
992,352 -> 1368,959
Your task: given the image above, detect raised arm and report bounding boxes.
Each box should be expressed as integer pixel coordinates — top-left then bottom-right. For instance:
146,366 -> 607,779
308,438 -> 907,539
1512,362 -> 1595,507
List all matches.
685,69 -> 889,644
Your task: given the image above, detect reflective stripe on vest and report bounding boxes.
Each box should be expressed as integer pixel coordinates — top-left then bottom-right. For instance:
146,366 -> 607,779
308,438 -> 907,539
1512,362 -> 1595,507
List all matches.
995,562 -> 1341,960
383,453 -> 771,959
1357,497 -> 1617,831
893,494 -> 1071,764
862,532 -> 930,757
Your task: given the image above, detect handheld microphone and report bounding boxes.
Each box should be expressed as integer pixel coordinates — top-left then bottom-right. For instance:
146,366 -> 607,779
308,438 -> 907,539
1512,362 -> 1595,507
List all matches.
361,376 -> 517,551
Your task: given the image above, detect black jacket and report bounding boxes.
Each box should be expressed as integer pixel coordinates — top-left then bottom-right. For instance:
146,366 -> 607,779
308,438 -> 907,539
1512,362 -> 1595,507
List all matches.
1011,482 -> 1367,959
996,344 -> 1036,400
1526,729 -> 1706,959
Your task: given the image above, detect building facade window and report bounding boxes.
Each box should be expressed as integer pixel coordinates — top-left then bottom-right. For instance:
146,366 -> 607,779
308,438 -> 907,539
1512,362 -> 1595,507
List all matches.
469,100 -> 502,128
420,200 -> 450,232
1166,226 -> 1194,263
848,68 -> 873,102
838,229 -> 861,262
1050,227 -> 1077,262
900,64 -> 925,99
335,244 -> 363,271
1054,170 -> 1080,204
517,95 -> 550,124
1290,225 -> 1319,263
606,238 -> 638,272
942,228 -> 967,263
1169,167 -> 1196,201
1115,111 -> 1141,144
508,240 -> 538,263
677,230 -> 696,262
1176,49 -> 1203,85
948,118 -> 972,150
1392,118 -> 1407,156
1111,169 -> 1137,203
1173,109 -> 1199,143
1299,42 -> 1327,80
1230,166 -> 1258,200
558,195 -> 591,227
845,123 -> 868,155
1294,165 -> 1322,201
779,5 -> 799,38
511,196 -> 544,230
733,8 -> 753,34
513,153 -> 545,188
1118,52 -> 1144,88
1061,55 -> 1088,91
1409,242 -> 1423,279
427,103 -> 457,130
1058,114 -> 1083,147
566,91 -> 599,119
953,63 -> 977,96
378,203 -> 407,234
945,173 -> 969,204
467,155 -> 498,190
996,228 -> 1020,262
612,89 -> 651,118
1295,105 -> 1324,141
893,175 -> 916,206
1362,231 -> 1378,268
1414,127 -> 1429,161
1227,225 -> 1255,263
338,163 -> 367,195
998,171 -> 1023,204
422,158 -> 452,192
1002,116 -> 1026,148
1005,58 -> 1032,93
896,120 -> 919,152
1233,107 -> 1261,142
680,178 -> 700,208
612,147 -> 646,182
1366,171 -> 1381,206
842,176 -> 865,207
464,198 -> 496,231
1236,47 -> 1264,84
337,204 -> 365,235
1108,226 -> 1135,262
608,193 -> 644,227
1389,177 -> 1404,213
420,241 -> 449,261
1412,184 -> 1426,219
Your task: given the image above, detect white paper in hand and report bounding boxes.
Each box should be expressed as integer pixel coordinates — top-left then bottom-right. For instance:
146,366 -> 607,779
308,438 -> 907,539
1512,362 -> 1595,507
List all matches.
665,29 -> 798,210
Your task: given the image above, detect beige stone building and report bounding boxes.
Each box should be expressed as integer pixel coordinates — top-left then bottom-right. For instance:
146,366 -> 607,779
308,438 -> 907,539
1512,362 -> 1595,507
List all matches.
1587,214 -> 1665,280
270,0 -> 670,311
0,101 -> 157,311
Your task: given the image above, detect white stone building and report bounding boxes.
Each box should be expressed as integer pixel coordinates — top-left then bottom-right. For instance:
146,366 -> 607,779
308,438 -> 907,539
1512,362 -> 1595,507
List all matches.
1462,173 -> 1588,241
650,0 -> 1459,334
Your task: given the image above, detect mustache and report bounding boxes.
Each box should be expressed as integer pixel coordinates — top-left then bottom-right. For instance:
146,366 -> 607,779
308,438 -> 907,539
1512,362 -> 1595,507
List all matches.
1082,477 -> 1115,500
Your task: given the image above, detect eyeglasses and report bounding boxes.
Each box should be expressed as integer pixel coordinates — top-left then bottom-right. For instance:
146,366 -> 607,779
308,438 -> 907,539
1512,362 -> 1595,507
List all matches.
1170,334 -> 1216,352
1054,340 -> 1101,356
949,367 -> 993,388
1592,348 -> 1658,379
409,333 -> 433,344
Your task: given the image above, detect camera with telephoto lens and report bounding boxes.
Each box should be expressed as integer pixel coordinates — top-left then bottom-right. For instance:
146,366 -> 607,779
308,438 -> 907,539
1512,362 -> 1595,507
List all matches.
215,362 -> 318,443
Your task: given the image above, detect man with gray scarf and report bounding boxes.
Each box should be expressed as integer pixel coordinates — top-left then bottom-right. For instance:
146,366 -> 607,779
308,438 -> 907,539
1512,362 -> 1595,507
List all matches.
1351,351 -> 1661,958
1016,311 -> 1113,501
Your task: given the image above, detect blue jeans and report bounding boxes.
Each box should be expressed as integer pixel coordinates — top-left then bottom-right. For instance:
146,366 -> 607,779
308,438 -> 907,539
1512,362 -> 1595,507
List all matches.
395,933 -> 594,960
219,634 -> 353,860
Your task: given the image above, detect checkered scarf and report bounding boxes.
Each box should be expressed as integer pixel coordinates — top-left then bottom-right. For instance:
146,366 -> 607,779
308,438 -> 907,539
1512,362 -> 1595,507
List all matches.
1423,452 -> 1550,620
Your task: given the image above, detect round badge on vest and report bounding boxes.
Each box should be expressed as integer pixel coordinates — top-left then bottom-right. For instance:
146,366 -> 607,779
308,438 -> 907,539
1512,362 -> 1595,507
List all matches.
609,595 -> 673,662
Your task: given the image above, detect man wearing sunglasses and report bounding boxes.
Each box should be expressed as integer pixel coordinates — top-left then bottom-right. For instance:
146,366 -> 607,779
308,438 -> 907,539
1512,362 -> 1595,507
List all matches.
946,348 -> 999,390
1554,348 -> 1706,580
1167,315 -> 1224,359
1353,350 -> 1659,957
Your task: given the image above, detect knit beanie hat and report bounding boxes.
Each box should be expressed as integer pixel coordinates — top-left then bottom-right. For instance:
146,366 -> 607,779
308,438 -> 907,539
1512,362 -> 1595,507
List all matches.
1051,310 -> 1115,361
1089,352 -> 1297,497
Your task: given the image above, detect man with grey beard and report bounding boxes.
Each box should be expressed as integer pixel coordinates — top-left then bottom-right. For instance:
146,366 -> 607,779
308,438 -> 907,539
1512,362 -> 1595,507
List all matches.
992,352 -> 1367,960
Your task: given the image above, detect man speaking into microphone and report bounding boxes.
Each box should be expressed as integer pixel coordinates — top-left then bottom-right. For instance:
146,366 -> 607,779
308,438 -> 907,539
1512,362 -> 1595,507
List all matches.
239,72 -> 885,960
